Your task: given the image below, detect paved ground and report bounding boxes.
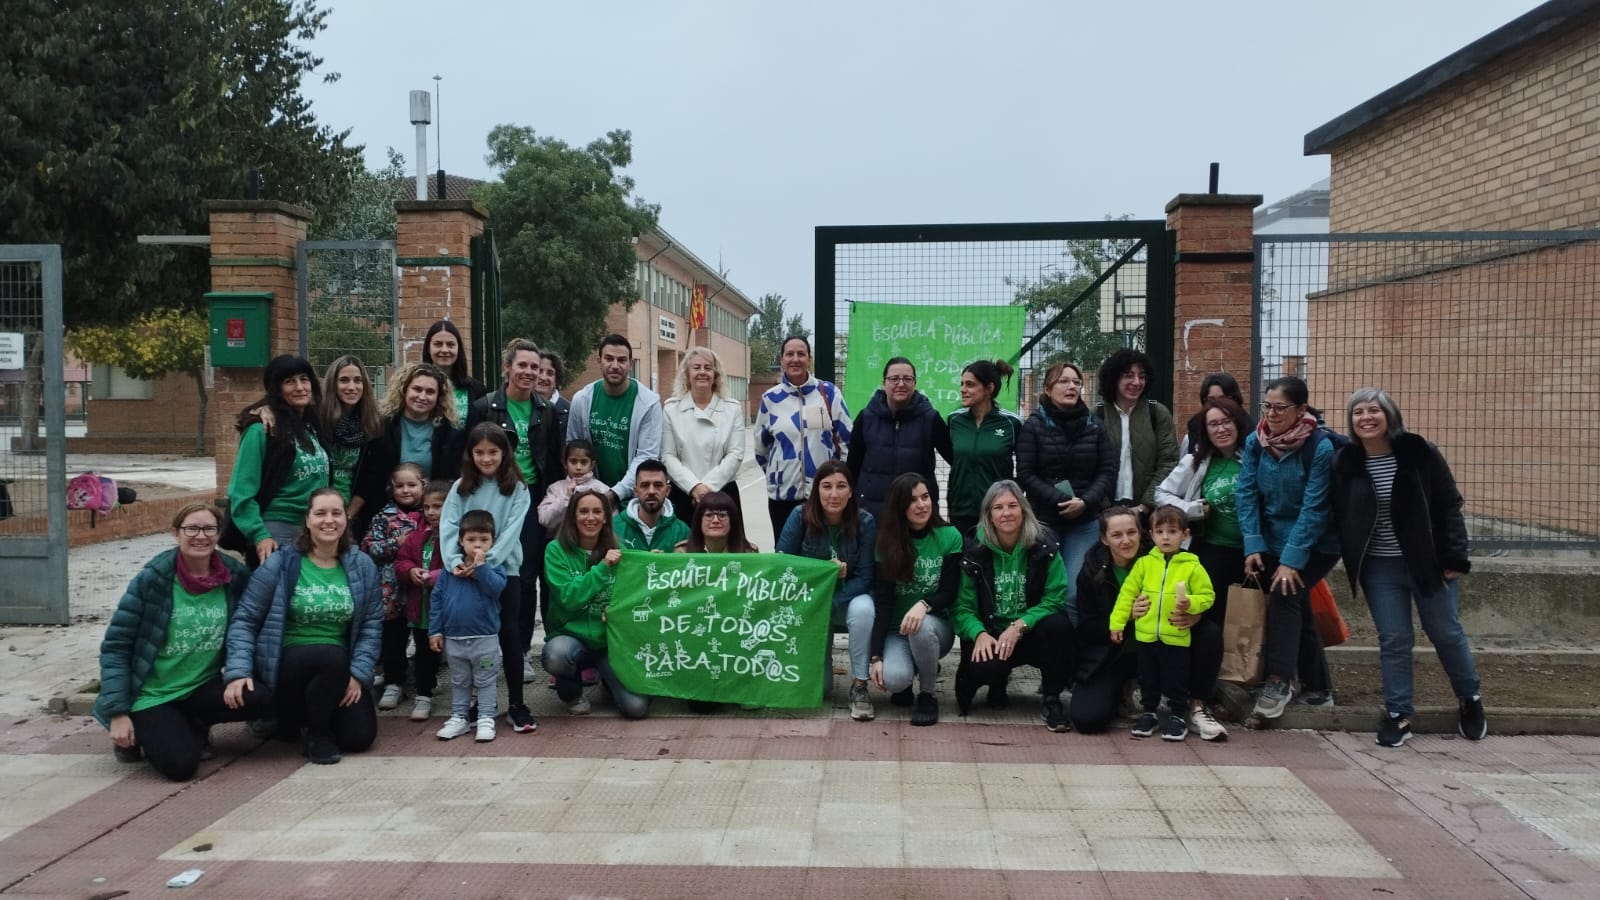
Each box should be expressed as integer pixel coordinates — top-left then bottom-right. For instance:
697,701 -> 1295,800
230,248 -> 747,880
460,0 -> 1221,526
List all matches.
6,447 -> 1600,896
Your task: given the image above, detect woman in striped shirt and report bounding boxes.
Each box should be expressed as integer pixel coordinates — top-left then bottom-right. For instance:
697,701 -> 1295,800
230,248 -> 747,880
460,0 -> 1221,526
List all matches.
1331,388 -> 1484,748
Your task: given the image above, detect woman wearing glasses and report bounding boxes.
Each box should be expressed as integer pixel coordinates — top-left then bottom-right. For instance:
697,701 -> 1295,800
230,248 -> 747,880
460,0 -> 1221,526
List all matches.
1153,396 -> 1253,740
95,502 -> 268,780
846,357 -> 951,520
676,490 -> 757,553
1238,376 -> 1339,721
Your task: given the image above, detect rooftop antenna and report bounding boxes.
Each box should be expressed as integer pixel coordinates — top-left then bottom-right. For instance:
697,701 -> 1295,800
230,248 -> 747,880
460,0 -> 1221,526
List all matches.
433,74 -> 444,199
408,89 -> 432,200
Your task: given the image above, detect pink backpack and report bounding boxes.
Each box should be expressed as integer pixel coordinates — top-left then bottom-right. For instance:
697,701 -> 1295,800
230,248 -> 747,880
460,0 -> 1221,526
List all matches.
67,471 -> 119,525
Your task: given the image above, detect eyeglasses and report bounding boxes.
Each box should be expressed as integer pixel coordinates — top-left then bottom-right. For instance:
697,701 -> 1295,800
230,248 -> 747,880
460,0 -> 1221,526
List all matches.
1261,402 -> 1299,413
179,525 -> 219,537
701,510 -> 731,520
1206,421 -> 1236,431
1054,378 -> 1083,387
884,376 -> 915,384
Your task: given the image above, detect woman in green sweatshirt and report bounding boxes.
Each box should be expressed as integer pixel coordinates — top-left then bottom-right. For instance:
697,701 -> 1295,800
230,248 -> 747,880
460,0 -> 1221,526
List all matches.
951,480 -> 1075,732
227,355 -> 330,568
543,490 -> 651,719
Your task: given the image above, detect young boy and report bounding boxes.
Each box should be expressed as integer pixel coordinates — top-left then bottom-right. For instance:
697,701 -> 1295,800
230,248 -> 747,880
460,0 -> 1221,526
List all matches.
428,510 -> 508,743
1109,505 -> 1215,742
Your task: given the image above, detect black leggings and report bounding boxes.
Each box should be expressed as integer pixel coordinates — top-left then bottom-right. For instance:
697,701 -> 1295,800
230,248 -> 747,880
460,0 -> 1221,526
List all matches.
380,618 -> 410,687
127,675 -> 267,781
1069,617 -> 1224,733
275,643 -> 377,751
518,519 -> 545,654
410,626 -> 441,697
960,612 -> 1075,697
500,574 -> 525,708
1259,551 -> 1337,690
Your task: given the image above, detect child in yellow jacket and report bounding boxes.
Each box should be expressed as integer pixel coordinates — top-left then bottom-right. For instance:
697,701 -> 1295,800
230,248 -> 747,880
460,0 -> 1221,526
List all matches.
1110,505 -> 1215,741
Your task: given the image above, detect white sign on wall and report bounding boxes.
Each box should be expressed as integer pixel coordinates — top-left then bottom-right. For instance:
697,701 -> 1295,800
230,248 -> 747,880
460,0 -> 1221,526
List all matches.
658,316 -> 677,342
0,333 -> 23,370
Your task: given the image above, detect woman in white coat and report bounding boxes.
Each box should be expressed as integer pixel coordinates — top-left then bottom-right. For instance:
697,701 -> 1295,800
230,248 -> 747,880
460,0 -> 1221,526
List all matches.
662,347 -> 746,517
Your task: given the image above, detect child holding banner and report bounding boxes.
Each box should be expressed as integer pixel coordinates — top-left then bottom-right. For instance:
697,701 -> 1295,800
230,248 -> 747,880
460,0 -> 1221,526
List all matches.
543,491 -> 652,719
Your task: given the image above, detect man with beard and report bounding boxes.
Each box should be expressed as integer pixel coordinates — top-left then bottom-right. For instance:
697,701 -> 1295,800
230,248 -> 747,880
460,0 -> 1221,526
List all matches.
566,334 -> 663,508
611,460 -> 689,552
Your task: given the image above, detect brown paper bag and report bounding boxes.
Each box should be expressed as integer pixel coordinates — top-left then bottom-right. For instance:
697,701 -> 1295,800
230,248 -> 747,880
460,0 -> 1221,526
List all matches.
1218,580 -> 1268,686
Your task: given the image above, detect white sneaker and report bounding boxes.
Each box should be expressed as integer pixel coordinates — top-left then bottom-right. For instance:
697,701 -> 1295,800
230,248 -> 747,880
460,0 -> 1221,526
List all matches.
568,695 -> 591,716
523,656 -> 537,684
475,716 -> 497,742
436,715 -> 471,741
378,684 -> 404,710
372,673 -> 386,689
409,695 -> 433,722
1191,705 -> 1229,742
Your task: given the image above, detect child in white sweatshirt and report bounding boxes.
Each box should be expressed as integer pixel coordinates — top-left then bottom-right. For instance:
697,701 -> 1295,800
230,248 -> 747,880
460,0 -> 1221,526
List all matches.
538,439 -> 612,530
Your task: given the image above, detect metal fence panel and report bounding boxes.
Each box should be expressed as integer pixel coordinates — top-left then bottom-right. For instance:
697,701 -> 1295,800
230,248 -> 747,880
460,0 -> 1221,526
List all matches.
1254,232 -> 1600,552
297,240 -> 399,388
0,246 -> 68,624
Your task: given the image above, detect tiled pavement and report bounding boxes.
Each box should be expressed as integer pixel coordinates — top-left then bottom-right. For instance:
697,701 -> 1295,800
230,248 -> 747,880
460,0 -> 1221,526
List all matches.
5,700 -> 1600,899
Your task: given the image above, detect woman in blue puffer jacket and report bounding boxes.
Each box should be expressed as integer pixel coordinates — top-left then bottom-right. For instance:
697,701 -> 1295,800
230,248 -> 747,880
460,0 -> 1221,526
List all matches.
225,487 -> 383,765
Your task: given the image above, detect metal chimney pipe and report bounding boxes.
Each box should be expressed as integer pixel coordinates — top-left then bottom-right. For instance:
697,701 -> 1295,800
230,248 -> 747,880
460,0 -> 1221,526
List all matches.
409,90 -> 432,201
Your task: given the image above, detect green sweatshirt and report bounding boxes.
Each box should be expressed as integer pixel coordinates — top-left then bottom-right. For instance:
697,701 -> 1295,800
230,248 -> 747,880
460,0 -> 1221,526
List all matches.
1110,546 -> 1216,647
946,406 -> 1022,521
951,538 -> 1066,640
544,540 -> 616,650
228,423 -> 330,544
613,507 -> 690,553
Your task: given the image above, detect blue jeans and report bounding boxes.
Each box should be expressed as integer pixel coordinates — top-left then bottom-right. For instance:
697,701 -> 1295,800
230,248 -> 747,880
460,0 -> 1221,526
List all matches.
830,593 -> 876,681
541,634 -> 651,719
1056,518 -> 1099,615
880,614 -> 955,695
1360,555 -> 1480,719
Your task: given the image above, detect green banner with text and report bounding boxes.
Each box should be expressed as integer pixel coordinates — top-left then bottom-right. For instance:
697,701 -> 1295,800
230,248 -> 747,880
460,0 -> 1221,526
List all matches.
606,551 -> 839,708
843,301 -> 1025,414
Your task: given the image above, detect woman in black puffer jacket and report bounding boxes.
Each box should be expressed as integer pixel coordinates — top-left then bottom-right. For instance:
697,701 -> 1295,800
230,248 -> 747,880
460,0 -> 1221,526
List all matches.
1016,361 -> 1116,587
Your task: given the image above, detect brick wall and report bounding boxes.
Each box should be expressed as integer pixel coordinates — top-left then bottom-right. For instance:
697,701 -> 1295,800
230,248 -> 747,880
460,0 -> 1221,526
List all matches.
394,200 -> 483,366
1306,240 -> 1600,538
1327,18 -> 1600,233
1165,194 -> 1261,427
0,489 -> 215,547
73,373 -> 215,454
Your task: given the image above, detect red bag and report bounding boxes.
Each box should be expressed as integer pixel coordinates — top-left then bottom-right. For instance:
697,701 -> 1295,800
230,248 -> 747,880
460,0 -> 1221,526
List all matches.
1310,579 -> 1350,647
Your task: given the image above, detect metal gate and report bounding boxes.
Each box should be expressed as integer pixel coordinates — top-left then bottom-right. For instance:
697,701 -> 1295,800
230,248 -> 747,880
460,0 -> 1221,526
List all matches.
815,221 -> 1175,413
0,246 -> 68,624
470,226 -> 503,390
296,239 -> 399,383
1253,230 -> 1600,552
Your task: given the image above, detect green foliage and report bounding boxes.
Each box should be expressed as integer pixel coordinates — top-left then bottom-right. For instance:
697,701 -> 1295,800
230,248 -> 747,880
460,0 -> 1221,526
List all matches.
473,125 -> 660,370
747,293 -> 810,374
67,309 -> 211,454
312,148 -> 409,241
1012,227 -> 1143,373
0,0 -> 362,327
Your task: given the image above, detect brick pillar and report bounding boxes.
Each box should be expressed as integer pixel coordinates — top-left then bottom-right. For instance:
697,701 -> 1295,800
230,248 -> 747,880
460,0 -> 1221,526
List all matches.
1164,193 -> 1263,425
206,199 -> 311,495
395,200 -> 486,366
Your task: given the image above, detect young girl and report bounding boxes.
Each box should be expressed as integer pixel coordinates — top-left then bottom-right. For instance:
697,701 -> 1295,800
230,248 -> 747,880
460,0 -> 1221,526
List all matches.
441,423 -> 535,733
538,439 -> 611,531
394,480 -> 448,721
361,462 -> 426,710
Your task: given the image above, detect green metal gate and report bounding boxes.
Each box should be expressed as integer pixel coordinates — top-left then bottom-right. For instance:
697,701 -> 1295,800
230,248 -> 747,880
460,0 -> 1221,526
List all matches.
470,226 -> 503,390
815,220 -> 1174,413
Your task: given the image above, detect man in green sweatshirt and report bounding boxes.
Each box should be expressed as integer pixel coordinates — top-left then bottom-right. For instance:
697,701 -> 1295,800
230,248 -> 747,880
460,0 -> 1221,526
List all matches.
613,460 -> 689,552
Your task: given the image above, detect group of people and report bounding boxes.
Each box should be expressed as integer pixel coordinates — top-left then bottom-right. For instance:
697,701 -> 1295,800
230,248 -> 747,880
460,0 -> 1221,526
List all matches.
96,327 -> 1487,780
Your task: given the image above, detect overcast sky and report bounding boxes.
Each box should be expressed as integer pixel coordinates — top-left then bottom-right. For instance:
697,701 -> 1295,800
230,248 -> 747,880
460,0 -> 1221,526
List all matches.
303,0 -> 1541,324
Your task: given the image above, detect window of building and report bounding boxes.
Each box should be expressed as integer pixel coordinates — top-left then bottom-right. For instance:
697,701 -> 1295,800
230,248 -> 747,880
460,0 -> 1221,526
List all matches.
89,364 -> 155,400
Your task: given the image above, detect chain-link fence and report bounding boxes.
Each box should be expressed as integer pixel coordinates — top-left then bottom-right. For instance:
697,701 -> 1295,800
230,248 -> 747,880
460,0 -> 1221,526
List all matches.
1254,232 -> 1600,552
297,240 -> 399,390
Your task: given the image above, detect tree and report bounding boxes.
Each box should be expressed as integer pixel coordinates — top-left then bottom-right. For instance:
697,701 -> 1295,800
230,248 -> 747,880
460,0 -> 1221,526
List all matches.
747,293 -> 811,374
67,310 -> 210,455
473,125 -> 659,371
1011,228 -> 1143,377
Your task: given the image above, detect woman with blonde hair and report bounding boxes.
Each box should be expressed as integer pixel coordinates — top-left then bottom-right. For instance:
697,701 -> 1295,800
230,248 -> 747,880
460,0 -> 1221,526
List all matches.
662,346 -> 746,516
350,363 -> 460,534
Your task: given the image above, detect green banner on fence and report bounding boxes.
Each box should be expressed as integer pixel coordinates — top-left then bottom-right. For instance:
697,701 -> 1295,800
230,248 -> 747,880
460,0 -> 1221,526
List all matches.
606,551 -> 839,708
843,301 -> 1025,414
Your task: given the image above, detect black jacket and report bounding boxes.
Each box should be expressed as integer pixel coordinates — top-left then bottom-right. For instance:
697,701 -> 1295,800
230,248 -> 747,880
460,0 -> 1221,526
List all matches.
1015,400 -> 1116,532
1331,432 -> 1470,597
957,535 -> 1061,636
463,387 -> 562,506
352,413 -> 461,519
846,390 -> 951,519
1069,537 -> 1153,684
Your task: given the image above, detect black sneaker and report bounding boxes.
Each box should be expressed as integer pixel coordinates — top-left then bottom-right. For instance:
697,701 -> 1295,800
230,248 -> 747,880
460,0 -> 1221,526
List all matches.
1131,712 -> 1159,738
506,703 -> 538,734
304,735 -> 342,765
113,744 -> 143,764
1376,713 -> 1412,748
910,691 -> 939,727
246,718 -> 278,740
1041,696 -> 1070,733
1161,714 -> 1188,742
1458,696 -> 1488,741
889,688 -> 914,707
